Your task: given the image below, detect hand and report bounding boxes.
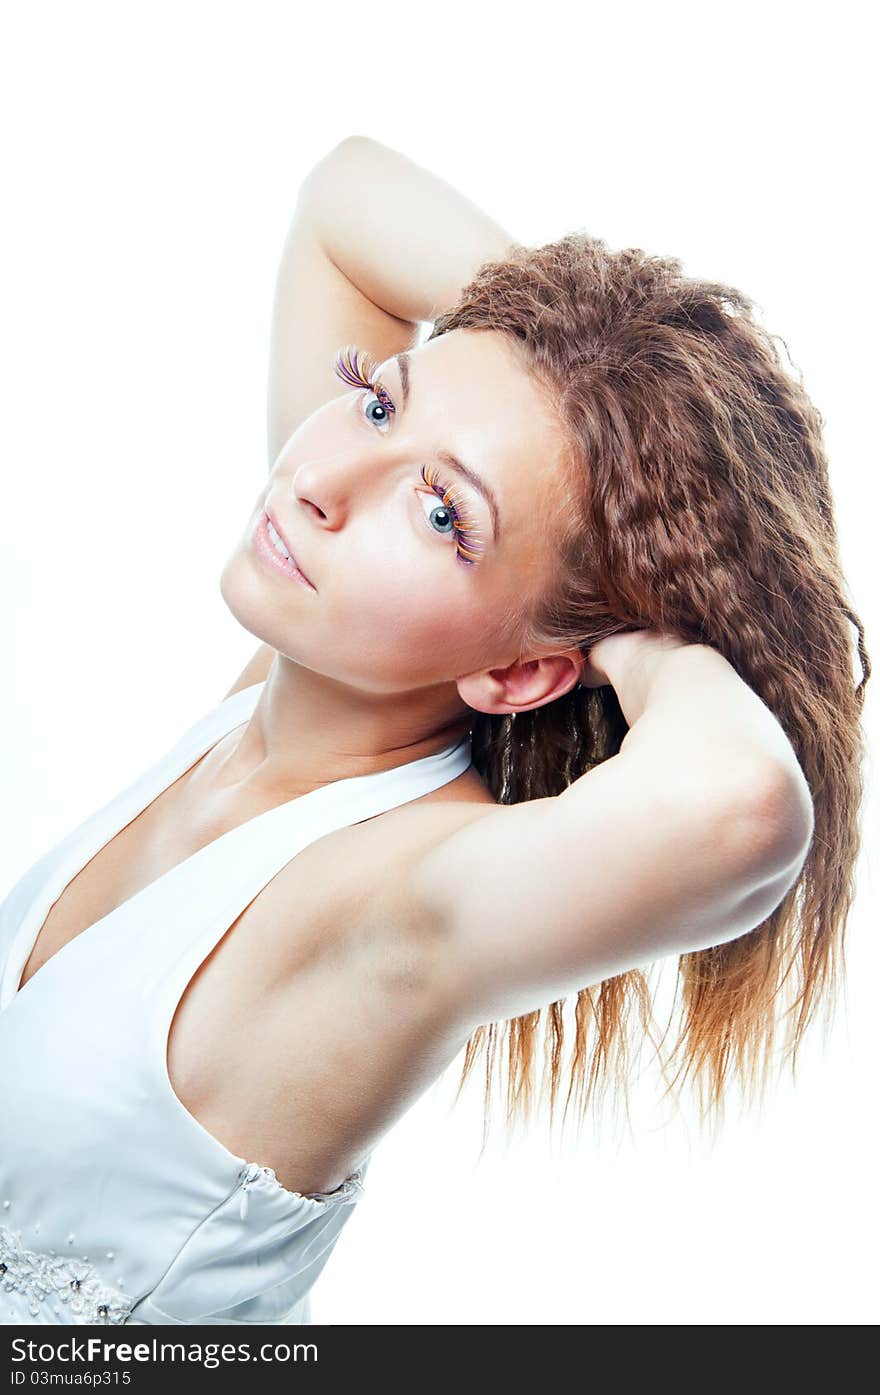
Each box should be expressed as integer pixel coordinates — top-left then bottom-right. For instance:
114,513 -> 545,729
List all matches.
581,628 -> 692,690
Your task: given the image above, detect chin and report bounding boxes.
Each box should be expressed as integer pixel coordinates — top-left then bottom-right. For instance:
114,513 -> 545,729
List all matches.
218,548 -> 280,651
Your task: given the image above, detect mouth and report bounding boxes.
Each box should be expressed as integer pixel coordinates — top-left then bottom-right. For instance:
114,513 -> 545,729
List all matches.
255,509 -> 316,589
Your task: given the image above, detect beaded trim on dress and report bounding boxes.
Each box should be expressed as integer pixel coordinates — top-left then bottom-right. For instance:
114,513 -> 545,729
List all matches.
0,1224 -> 134,1324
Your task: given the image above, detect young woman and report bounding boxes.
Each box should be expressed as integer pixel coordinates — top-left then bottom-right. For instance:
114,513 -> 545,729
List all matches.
0,136 -> 867,1326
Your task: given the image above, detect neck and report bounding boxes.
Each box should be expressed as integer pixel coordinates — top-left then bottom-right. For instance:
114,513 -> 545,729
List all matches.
210,652 -> 474,801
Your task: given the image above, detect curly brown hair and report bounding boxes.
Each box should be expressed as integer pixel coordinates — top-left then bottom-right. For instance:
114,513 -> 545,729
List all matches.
426,232 -> 871,1145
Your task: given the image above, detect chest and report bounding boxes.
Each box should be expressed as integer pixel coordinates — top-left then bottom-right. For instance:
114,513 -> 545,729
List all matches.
17,777 -> 221,993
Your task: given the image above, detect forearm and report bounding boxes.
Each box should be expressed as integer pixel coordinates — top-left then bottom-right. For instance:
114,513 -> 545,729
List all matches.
606,635 -> 793,768
298,136 -> 519,323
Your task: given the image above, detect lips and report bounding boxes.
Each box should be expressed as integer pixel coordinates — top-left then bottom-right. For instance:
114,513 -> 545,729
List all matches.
265,507 -> 313,586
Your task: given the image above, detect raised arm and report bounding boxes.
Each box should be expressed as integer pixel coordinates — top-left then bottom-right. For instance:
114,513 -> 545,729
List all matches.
301,135 -> 519,324
410,634 -> 815,1028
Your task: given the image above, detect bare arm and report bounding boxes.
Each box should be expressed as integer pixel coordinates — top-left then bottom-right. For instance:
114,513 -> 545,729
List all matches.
300,135 -> 519,324
411,634 -> 815,1027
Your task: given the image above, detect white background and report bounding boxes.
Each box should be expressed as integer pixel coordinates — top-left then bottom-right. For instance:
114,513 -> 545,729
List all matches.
1,1 -> 876,1325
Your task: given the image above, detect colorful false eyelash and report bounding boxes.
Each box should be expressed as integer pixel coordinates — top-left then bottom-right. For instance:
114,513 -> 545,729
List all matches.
419,464 -> 486,566
333,345 -> 397,417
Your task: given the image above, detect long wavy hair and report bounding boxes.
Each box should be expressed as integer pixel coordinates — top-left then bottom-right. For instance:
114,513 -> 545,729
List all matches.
426,233 -> 871,1146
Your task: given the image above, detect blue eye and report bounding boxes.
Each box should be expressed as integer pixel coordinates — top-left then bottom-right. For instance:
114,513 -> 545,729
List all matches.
427,501 -> 455,536
360,390 -> 393,432
419,464 -> 485,566
333,344 -> 397,431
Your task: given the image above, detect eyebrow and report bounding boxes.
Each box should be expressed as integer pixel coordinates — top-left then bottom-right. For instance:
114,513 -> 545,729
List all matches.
390,350 -> 502,542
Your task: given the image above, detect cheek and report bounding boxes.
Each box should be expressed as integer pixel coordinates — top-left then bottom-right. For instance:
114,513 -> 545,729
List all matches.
331,549 -> 492,681
337,552 -> 445,646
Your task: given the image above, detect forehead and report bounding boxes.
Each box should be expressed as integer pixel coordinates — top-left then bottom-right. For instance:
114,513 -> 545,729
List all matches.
383,328 -> 572,546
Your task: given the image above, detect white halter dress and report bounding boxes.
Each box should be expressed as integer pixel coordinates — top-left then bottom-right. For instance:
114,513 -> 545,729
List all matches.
0,681 -> 472,1325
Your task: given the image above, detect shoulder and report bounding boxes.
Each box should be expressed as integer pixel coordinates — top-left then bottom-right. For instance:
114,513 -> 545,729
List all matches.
331,770 -> 502,910
268,773 -> 504,1027
358,770 -> 501,875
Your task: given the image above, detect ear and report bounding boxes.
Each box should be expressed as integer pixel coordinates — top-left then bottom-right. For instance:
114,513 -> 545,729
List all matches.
457,648 -> 585,715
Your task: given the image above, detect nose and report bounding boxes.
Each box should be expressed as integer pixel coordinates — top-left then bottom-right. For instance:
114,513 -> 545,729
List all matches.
296,490 -> 328,523
290,453 -> 366,531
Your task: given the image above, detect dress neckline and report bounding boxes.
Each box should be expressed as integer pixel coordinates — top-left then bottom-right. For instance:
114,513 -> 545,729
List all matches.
1,682 -> 472,1012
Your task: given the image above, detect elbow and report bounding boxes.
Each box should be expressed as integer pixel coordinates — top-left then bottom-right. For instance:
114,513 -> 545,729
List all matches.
730,759 -> 815,884
299,136 -> 376,208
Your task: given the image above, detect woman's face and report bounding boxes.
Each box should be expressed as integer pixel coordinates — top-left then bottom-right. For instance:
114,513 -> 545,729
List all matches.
220,328 -> 577,705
